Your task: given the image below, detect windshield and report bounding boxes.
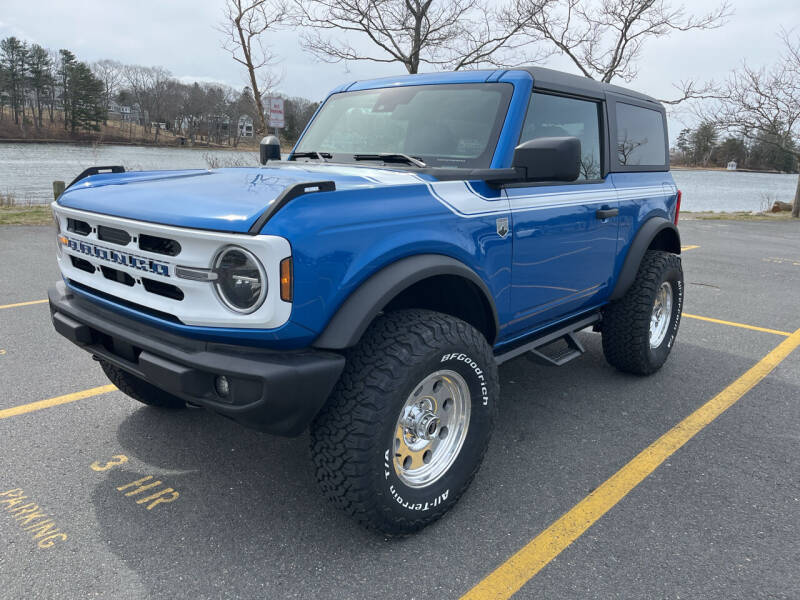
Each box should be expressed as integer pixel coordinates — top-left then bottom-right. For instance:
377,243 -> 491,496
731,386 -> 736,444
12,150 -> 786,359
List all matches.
294,83 -> 513,169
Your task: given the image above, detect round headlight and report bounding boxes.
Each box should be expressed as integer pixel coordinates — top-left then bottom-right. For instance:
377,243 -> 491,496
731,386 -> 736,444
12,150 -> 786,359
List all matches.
213,246 -> 267,314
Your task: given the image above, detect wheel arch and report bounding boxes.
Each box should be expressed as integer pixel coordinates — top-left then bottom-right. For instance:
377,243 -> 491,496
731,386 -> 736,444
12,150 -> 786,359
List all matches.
609,216 -> 681,301
312,254 -> 499,349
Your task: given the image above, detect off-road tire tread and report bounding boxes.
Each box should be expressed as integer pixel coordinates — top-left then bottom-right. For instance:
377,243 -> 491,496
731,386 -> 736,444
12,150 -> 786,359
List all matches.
602,250 -> 681,375
100,360 -> 186,408
310,309 -> 497,535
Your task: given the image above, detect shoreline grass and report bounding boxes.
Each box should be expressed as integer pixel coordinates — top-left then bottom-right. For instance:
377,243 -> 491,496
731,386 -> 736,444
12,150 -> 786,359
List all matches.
681,210 -> 796,221
0,205 -> 53,225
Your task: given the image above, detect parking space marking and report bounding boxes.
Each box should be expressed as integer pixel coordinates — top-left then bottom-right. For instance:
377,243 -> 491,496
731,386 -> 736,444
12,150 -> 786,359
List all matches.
681,245 -> 700,251
682,313 -> 791,337
0,385 -> 116,420
461,327 -> 800,600
762,256 -> 800,267
88,455 -> 181,510
116,476 -> 180,510
1,488 -> 68,549
0,299 -> 48,310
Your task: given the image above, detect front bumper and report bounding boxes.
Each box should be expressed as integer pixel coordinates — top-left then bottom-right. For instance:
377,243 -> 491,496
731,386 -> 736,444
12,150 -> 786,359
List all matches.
49,281 -> 345,436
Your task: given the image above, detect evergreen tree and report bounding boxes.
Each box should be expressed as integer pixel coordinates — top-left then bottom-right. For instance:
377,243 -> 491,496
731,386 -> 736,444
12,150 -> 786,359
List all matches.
675,128 -> 693,164
27,44 -> 52,129
690,122 -> 718,166
0,37 -> 29,125
58,49 -> 77,130
749,128 -> 798,172
67,61 -> 106,133
714,137 -> 747,168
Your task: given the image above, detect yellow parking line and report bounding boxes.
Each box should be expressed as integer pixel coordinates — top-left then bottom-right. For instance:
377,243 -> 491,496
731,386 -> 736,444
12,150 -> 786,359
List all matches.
462,327 -> 800,600
0,299 -> 48,310
0,385 -> 116,420
681,245 -> 699,251
682,313 -> 791,337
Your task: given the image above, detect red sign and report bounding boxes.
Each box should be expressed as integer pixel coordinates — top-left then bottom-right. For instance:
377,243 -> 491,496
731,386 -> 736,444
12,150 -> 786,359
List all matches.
268,98 -> 285,129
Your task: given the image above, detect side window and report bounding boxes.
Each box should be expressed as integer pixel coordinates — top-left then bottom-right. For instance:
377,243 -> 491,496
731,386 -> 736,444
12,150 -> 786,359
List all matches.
615,102 -> 666,166
520,93 -> 602,180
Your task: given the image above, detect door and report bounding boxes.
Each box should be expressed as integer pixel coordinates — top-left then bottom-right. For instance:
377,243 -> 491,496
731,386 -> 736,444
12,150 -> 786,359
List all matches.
505,92 -> 619,337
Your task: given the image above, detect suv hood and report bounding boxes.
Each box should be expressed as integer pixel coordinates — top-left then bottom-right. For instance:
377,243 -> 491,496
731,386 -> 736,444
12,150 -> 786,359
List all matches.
58,164 -> 431,233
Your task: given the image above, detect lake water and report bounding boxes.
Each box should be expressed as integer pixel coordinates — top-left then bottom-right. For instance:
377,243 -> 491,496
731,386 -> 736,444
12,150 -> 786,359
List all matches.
0,143 -> 260,204
0,142 -> 797,212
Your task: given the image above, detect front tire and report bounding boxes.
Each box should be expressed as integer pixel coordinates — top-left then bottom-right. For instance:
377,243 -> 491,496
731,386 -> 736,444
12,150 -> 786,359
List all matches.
310,309 -> 498,535
602,250 -> 684,375
100,360 -> 186,409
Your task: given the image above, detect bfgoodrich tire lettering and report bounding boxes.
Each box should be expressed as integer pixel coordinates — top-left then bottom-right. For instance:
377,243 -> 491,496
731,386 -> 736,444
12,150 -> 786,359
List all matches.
601,250 -> 684,375
310,309 -> 498,535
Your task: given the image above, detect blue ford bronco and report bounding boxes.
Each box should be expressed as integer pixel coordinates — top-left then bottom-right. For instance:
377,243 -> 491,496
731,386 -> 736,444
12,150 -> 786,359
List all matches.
49,67 -> 683,534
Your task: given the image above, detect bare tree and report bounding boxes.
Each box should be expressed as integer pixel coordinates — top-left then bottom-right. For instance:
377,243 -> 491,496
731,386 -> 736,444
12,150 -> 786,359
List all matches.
704,30 -> 800,217
123,64 -> 172,142
92,59 -> 124,124
219,0 -> 287,136
503,0 -> 731,91
295,0 -> 534,74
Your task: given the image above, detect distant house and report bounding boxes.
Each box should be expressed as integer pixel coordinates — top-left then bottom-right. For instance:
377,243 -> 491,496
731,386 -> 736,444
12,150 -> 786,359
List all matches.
727,160 -> 737,170
109,101 -> 144,124
238,115 -> 254,137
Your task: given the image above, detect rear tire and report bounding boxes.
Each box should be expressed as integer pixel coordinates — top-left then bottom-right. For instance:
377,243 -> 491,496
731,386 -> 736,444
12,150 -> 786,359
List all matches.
100,360 -> 186,409
602,250 -> 683,375
310,309 -> 498,535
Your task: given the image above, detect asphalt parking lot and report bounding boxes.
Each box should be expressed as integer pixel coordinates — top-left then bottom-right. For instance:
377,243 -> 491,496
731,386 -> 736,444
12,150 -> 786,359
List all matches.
1,218 -> 798,599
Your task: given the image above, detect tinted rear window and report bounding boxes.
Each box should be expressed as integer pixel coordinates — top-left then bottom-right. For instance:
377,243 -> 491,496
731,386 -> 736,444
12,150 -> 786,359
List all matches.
615,103 -> 666,166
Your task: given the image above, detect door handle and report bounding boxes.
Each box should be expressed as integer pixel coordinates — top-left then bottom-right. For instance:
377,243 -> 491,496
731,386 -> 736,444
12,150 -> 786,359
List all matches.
595,208 -> 619,219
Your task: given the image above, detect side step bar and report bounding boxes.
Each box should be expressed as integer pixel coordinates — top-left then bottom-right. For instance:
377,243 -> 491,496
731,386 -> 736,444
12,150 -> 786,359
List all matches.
494,314 -> 600,366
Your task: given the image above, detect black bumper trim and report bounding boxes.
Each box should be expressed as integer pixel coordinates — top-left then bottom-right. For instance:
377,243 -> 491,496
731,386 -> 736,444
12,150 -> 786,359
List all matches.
49,281 -> 345,436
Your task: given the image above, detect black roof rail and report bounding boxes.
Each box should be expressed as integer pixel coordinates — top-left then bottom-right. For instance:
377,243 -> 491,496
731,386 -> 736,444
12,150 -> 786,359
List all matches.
248,180 -> 336,234
67,166 -> 126,190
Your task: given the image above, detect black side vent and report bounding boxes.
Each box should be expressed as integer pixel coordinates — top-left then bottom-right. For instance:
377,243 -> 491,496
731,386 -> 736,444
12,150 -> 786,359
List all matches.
100,265 -> 135,286
142,277 -> 184,300
97,225 -> 131,246
70,255 -> 95,273
139,234 -> 181,257
67,218 -> 91,236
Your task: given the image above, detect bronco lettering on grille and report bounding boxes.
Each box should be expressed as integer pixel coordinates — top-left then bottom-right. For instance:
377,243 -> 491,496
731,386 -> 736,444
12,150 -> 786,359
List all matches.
66,238 -> 170,277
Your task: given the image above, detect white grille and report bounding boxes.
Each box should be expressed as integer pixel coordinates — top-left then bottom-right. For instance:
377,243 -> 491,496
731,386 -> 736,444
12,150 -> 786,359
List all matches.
53,203 -> 292,329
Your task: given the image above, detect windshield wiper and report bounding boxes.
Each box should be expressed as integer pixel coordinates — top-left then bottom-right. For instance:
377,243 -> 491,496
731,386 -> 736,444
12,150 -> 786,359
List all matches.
353,153 -> 427,168
290,151 -> 331,162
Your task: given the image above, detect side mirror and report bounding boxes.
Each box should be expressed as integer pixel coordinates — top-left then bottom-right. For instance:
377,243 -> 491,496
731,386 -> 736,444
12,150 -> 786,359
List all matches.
512,137 -> 581,182
259,135 -> 281,164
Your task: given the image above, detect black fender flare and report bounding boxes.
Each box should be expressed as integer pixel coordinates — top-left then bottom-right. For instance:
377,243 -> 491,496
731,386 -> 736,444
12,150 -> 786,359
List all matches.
609,216 -> 681,301
312,254 -> 500,350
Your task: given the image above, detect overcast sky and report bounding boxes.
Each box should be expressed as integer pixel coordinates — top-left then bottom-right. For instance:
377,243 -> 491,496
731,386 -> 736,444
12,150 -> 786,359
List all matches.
1,0 -> 798,134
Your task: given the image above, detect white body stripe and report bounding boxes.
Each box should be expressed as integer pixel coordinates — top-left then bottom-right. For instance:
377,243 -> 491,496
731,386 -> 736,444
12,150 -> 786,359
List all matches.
427,181 -> 676,218
427,181 -> 507,217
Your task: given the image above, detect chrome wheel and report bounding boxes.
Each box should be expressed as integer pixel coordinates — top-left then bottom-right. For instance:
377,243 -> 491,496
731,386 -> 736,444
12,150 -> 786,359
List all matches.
393,369 -> 471,488
649,282 -> 673,348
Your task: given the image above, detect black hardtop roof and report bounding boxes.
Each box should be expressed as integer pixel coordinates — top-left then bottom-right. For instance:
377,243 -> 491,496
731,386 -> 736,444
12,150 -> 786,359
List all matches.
522,66 -> 660,105
344,65 -> 662,108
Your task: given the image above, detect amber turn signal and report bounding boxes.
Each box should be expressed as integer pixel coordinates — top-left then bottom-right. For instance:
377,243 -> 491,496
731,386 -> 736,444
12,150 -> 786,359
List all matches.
280,257 -> 293,302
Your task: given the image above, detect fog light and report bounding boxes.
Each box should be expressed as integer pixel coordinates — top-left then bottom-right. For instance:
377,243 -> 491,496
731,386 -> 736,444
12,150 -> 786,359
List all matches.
215,375 -> 230,398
